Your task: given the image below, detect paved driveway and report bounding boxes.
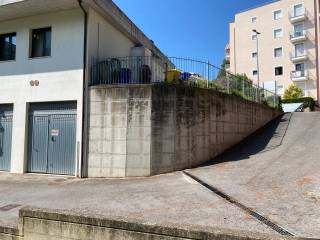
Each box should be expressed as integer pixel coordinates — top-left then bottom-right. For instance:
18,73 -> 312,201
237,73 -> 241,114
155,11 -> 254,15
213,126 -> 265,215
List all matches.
187,113 -> 320,238
0,113 -> 319,238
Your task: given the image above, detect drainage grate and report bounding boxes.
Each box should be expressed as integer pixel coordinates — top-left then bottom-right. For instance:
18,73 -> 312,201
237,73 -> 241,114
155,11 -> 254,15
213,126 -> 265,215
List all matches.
0,204 -> 21,212
183,171 -> 294,236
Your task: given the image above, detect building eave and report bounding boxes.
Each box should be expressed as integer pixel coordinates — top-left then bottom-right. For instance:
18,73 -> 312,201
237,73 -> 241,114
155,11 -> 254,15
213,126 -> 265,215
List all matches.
0,0 -> 79,22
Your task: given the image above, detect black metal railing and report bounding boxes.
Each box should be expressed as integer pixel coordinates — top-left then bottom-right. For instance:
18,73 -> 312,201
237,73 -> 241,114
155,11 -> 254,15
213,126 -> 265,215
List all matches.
90,56 -> 280,109
90,56 -> 166,85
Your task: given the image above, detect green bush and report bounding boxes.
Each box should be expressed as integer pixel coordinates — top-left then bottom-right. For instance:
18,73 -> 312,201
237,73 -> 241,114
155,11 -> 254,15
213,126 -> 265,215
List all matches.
283,84 -> 303,99
278,97 -> 284,113
282,97 -> 315,111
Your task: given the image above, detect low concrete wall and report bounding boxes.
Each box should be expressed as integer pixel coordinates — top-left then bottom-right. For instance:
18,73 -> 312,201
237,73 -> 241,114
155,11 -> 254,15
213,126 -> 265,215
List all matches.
0,207 -> 309,240
0,226 -> 21,240
88,85 -> 280,178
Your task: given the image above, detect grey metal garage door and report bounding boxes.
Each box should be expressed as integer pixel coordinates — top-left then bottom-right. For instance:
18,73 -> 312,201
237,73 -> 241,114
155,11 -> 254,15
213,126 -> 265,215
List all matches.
27,102 -> 77,175
0,105 -> 13,171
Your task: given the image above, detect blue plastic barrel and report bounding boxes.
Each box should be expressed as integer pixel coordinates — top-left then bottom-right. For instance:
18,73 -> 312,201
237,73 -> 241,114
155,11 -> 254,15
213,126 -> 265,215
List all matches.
120,68 -> 132,84
180,72 -> 191,80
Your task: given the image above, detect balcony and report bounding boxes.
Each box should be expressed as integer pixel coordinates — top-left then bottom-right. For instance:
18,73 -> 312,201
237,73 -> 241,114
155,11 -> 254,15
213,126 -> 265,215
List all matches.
290,30 -> 307,43
225,52 -> 230,60
291,70 -> 308,81
290,52 -> 308,63
225,63 -> 230,71
225,43 -> 230,60
289,9 -> 307,23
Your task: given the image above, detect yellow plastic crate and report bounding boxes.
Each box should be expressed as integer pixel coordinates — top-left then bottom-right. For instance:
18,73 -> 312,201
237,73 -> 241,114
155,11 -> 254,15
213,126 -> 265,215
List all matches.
166,69 -> 181,83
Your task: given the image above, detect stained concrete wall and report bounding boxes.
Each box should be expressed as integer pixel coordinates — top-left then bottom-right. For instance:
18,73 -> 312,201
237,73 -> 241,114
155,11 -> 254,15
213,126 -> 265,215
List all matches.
88,85 -> 280,178
150,85 -> 279,175
88,86 -> 151,177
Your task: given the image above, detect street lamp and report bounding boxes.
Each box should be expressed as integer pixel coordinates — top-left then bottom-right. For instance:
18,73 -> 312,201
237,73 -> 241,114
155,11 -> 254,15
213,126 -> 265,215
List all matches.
252,29 -> 261,101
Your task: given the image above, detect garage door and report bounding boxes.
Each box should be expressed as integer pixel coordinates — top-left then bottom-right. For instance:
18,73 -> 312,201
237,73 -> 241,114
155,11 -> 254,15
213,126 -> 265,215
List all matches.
27,102 -> 77,175
0,105 -> 13,171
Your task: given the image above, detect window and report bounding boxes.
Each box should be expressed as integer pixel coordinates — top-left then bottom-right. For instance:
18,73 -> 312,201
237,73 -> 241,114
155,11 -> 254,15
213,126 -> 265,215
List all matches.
295,43 -> 305,57
294,4 -> 304,17
31,27 -> 51,58
0,32 -> 16,61
274,47 -> 283,57
252,52 -> 258,58
275,66 -> 283,76
295,63 -> 305,72
274,29 -> 283,39
273,10 -> 282,20
293,23 -> 304,36
253,70 -> 258,76
252,34 -> 257,40
251,17 -> 257,23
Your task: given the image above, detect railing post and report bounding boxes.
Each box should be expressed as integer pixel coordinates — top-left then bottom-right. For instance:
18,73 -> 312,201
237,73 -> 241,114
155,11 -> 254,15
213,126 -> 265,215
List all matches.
242,78 -> 245,98
274,80 -> 277,108
165,62 -> 168,82
227,74 -> 230,94
207,61 -> 210,88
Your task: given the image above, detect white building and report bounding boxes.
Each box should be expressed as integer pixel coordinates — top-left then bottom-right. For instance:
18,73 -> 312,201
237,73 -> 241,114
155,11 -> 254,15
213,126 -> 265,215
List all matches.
227,0 -> 320,102
0,0 -> 168,177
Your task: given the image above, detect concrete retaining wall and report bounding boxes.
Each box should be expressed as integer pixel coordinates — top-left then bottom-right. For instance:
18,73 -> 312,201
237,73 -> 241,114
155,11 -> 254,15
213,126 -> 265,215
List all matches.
88,85 -> 280,178
0,207 -> 307,240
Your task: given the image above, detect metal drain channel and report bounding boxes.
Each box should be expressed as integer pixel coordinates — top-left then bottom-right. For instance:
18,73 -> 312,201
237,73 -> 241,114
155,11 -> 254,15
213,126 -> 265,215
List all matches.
183,171 -> 294,236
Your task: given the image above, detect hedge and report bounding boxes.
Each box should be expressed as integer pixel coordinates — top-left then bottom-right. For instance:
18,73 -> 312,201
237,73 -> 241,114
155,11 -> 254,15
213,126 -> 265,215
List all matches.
282,97 -> 315,111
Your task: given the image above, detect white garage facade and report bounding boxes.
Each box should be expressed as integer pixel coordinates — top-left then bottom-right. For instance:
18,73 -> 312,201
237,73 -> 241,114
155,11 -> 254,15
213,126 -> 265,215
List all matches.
0,0 -> 168,177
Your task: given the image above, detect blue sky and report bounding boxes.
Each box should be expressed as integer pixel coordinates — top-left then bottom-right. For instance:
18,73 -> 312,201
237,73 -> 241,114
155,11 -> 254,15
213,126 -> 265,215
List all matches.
113,0 -> 270,67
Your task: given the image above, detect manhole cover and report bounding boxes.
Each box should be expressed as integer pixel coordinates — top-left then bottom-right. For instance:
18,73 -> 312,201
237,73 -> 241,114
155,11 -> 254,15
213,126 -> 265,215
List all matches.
0,204 -> 21,212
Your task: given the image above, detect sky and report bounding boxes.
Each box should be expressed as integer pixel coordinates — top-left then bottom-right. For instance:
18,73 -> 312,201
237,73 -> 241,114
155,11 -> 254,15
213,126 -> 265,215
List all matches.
113,0 -> 270,68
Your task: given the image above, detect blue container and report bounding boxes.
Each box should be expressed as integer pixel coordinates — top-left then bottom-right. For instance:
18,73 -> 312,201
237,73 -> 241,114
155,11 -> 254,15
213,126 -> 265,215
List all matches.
120,68 -> 131,84
139,65 -> 151,83
180,72 -> 191,80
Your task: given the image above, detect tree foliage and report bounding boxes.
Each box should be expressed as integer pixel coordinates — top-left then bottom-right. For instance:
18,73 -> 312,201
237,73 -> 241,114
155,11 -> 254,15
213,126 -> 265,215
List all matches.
216,59 -> 230,79
283,84 -> 303,99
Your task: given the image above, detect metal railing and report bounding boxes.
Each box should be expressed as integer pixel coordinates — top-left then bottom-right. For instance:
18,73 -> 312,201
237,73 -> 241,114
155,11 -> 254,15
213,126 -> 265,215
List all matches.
90,56 -> 166,85
290,30 -> 307,39
289,8 -> 307,19
291,70 -> 308,79
167,57 -> 279,108
90,56 -> 280,109
290,51 -> 308,60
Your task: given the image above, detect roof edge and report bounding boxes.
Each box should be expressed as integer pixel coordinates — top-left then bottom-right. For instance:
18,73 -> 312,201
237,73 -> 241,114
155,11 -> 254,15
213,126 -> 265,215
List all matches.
236,0 -> 280,15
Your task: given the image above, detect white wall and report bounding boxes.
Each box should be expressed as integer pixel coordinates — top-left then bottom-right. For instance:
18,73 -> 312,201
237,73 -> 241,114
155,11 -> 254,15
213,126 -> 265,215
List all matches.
87,7 -> 135,66
0,9 -> 84,175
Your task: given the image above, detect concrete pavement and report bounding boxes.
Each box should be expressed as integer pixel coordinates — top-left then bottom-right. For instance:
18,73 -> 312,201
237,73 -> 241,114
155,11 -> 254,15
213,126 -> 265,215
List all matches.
0,171 -> 276,236
187,113 -> 320,238
0,113 -> 319,239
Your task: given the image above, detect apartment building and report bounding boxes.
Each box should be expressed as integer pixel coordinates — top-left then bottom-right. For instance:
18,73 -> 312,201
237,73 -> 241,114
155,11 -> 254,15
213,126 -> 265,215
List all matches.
0,0 -> 167,177
227,0 -> 320,103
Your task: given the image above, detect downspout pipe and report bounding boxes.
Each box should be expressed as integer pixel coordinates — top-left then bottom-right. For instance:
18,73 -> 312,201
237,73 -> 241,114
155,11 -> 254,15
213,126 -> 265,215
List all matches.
314,0 -> 320,106
78,0 -> 88,178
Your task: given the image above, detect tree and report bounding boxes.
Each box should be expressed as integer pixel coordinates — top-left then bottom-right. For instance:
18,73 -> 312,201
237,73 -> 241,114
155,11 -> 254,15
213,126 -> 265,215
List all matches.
216,59 -> 230,79
283,84 -> 303,99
